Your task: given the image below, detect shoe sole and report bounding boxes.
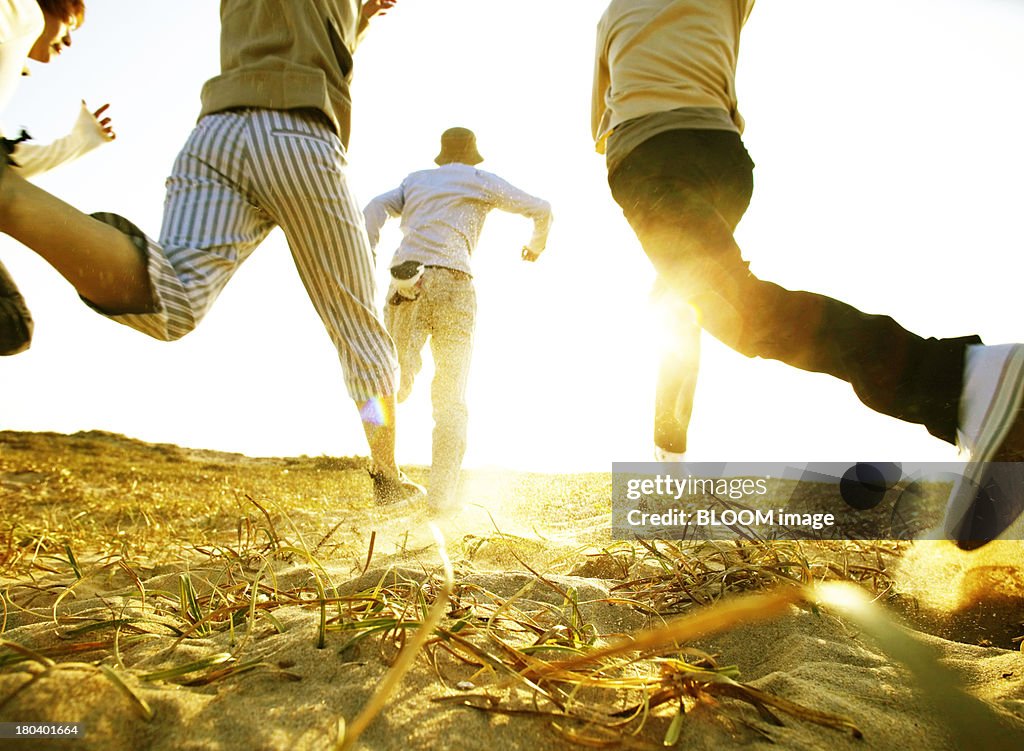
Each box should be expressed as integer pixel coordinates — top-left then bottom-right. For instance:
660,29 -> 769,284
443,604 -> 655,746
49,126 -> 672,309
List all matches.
946,345 -> 1024,549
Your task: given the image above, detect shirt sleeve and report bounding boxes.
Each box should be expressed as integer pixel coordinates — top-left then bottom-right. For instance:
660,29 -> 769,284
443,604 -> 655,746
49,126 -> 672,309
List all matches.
355,7 -> 369,47
483,173 -> 553,255
362,184 -> 404,252
591,13 -> 612,154
0,0 -> 43,115
10,102 -> 110,178
0,0 -> 41,43
354,2 -> 378,48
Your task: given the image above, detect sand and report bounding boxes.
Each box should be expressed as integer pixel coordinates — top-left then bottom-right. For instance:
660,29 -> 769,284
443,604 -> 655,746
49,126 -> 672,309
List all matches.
0,431 -> 1022,750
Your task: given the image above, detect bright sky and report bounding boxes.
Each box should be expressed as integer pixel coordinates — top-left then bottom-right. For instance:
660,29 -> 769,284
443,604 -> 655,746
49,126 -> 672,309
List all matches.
2,0 -> 1023,471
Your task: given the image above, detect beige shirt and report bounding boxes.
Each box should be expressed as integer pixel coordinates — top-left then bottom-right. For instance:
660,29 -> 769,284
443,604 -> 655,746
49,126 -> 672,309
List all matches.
200,0 -> 368,148
592,0 -> 755,153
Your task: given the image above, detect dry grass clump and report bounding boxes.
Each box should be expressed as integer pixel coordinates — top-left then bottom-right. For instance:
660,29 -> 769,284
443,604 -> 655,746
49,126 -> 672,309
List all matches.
0,430 -> 384,577
0,499 -> 872,748
573,537 -> 905,614
421,579 -> 863,748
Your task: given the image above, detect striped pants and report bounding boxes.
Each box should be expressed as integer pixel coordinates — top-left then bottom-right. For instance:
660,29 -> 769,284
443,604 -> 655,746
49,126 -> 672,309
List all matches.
93,109 -> 397,401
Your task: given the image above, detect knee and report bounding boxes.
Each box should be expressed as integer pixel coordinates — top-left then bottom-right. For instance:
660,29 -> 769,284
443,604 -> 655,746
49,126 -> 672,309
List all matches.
0,324 -> 31,355
118,309 -> 197,343
162,311 -> 201,341
434,403 -> 468,431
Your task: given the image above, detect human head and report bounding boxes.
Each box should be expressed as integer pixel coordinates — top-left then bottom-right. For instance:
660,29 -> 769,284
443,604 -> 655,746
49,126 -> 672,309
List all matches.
434,127 -> 484,166
28,0 -> 86,63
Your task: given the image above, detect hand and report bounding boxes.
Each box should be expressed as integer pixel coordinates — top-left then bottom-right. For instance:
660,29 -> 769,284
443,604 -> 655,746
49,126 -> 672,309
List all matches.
361,0 -> 398,21
90,102 -> 116,141
521,247 -> 541,262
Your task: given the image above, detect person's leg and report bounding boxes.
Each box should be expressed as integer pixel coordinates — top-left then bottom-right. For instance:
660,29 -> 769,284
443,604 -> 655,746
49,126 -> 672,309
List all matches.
0,170 -> 152,313
384,294 -> 430,404
613,128 -> 1024,547
0,113 -> 273,339
424,270 -> 476,512
89,113 -> 275,341
374,293 -> 430,498
0,258 -> 32,355
942,344 -> 1024,547
357,391 -> 397,476
652,279 -> 700,457
649,134 -> 768,459
610,129 -> 976,445
243,109 -> 417,497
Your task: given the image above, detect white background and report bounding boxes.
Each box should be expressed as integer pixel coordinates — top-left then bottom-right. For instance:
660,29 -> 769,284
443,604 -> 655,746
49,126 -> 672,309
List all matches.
3,0 -> 1023,471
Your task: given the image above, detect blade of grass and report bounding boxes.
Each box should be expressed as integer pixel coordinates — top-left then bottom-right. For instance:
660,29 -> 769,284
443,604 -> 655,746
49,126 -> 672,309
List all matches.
138,652 -> 233,682
336,523 -> 454,751
521,589 -> 803,681
63,543 -> 82,580
99,665 -> 154,721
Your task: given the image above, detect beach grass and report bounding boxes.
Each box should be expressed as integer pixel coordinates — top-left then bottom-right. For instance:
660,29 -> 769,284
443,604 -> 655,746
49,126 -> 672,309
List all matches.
1,430 -> 1022,750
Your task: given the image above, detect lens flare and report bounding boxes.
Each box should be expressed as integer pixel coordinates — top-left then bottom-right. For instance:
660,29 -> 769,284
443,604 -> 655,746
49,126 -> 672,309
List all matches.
359,397 -> 387,427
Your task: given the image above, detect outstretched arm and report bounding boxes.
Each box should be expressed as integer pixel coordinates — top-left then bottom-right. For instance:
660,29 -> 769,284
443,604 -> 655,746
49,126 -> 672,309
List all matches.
363,185 -> 405,253
485,175 -> 553,261
358,0 -> 398,38
11,102 -> 115,178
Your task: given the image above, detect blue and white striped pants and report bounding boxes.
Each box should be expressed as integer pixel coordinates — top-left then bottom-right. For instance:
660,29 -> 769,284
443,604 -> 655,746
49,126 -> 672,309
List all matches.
95,109 -> 397,401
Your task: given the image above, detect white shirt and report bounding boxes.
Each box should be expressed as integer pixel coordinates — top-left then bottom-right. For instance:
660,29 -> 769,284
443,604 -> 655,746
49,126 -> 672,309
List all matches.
0,5 -> 109,177
0,0 -> 42,114
10,101 -> 111,177
363,162 -> 552,276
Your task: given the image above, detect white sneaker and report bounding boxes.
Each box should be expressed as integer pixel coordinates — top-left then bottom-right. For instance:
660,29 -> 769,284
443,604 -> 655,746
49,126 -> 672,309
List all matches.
427,491 -> 463,519
945,343 -> 1024,548
654,447 -> 687,463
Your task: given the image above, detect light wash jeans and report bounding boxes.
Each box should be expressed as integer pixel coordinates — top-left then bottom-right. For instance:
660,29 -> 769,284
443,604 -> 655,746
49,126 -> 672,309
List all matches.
384,267 -> 476,508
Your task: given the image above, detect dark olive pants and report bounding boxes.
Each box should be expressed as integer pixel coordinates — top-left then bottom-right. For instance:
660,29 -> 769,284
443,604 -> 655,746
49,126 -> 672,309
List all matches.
609,128 -> 978,445
0,259 -> 31,356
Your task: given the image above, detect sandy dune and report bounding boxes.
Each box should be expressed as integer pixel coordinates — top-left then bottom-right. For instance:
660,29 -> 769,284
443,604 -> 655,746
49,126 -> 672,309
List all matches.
1,431 -> 1022,750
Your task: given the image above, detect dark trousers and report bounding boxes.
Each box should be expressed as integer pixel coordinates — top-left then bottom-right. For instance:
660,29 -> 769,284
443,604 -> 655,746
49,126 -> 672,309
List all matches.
0,259 -> 32,356
608,128 -> 978,445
